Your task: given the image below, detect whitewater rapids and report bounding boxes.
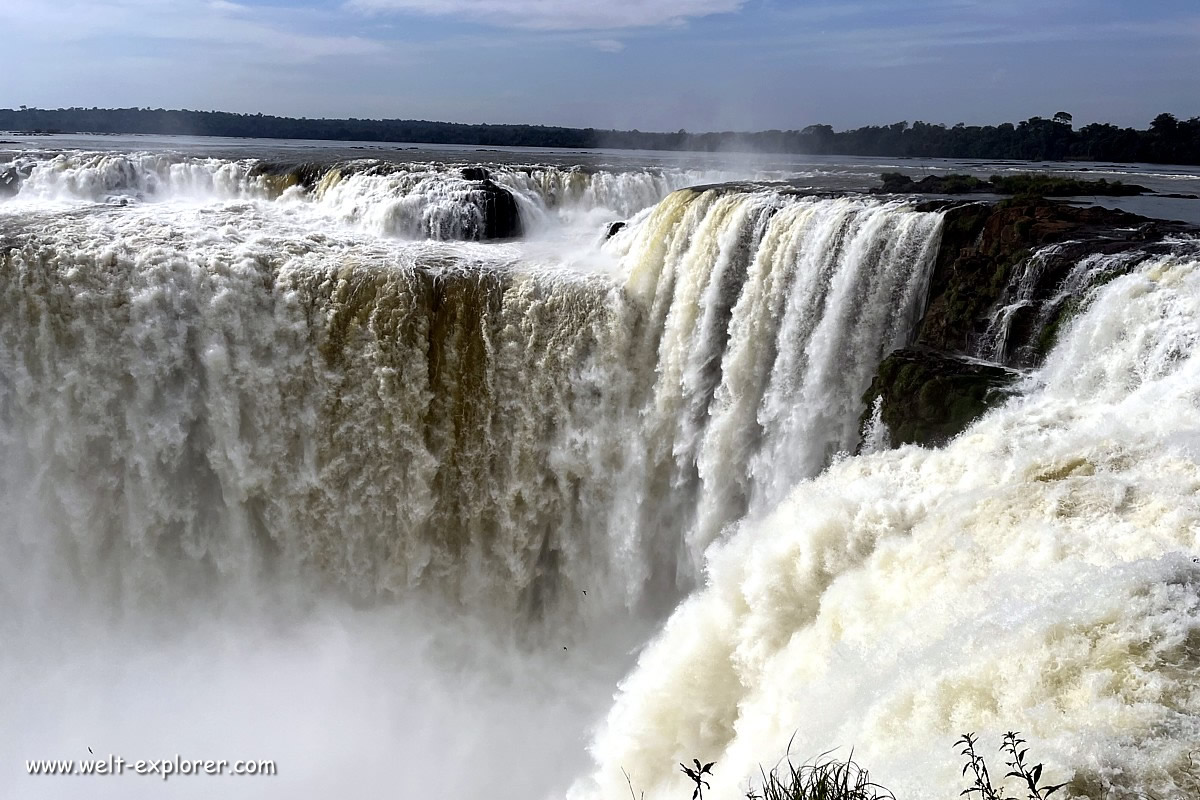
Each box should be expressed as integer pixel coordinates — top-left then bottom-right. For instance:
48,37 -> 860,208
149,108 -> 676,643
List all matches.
2,146 -> 1199,799
579,250 -> 1200,800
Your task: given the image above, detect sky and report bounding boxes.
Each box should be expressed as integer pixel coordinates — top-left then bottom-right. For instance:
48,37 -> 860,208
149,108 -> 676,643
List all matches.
2,0 -> 1199,132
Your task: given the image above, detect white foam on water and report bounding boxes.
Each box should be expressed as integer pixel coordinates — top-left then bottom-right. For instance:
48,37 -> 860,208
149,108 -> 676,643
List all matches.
576,253 -> 1200,800
5,156 -> 1196,799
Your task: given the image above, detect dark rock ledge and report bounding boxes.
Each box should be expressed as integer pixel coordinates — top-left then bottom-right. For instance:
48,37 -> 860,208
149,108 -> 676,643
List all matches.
862,198 -> 1197,448
863,347 -> 1019,447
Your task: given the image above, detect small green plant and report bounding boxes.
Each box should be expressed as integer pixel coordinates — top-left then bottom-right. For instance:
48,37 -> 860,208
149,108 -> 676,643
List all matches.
746,741 -> 893,800
1002,732 -> 1067,800
958,733 -> 1005,800
957,732 -> 1067,800
681,759 -> 715,800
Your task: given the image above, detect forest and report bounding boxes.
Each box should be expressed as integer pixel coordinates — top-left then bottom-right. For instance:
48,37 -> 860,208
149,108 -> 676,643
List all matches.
3,107 -> 1199,165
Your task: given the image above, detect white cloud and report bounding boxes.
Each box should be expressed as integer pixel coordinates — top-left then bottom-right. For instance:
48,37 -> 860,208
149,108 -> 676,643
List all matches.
0,0 -> 385,62
347,0 -> 746,31
590,39 -> 625,52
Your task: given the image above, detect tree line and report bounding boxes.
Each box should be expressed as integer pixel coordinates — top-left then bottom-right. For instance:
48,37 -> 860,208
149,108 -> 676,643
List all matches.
3,107 -> 1199,165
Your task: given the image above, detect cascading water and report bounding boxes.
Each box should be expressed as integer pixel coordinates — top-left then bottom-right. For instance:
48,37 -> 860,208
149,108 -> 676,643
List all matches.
576,245 -> 1200,800
1,150 -> 747,240
2,144 -> 1198,800
0,182 -> 942,622
974,244 -> 1152,367
975,244 -> 1069,362
4,151 -> 265,202
609,190 -> 942,572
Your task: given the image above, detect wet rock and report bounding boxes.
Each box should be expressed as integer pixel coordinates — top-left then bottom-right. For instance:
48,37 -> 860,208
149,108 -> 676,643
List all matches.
606,221 -> 626,239
915,199 -> 1191,357
474,179 -> 522,240
458,167 -> 520,239
1129,221 -> 1163,241
858,199 -> 1197,454
861,347 -> 1019,447
876,172 -> 1150,196
0,166 -> 20,198
249,161 -> 331,194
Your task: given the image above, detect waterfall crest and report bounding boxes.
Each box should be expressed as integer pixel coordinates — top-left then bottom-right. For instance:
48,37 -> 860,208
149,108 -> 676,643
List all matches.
1,151 -> 748,240
0,188 -> 943,626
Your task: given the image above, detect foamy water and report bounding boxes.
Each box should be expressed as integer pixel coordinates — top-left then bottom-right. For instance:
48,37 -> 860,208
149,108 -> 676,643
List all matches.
2,145 -> 1198,799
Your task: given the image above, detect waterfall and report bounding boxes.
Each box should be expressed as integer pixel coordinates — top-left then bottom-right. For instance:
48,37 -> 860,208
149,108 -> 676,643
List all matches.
974,243 -> 1158,368
6,152 -> 1196,800
609,190 -> 942,572
1,150 -> 747,240
0,187 -> 943,625
575,246 -> 1200,800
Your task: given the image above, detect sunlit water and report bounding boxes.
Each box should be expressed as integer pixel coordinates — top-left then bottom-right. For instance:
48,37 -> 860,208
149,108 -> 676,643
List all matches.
2,136 -> 1199,799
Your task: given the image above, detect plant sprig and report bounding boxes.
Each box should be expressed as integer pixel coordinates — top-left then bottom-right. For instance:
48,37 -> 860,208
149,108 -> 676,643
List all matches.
1002,732 -> 1068,800
681,758 -> 715,800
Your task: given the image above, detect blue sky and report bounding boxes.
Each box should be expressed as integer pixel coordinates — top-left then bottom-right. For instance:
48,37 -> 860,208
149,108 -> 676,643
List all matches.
3,0 -> 1198,131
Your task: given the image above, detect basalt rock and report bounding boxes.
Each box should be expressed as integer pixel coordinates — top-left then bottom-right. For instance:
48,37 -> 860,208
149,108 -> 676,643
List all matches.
861,198 -> 1196,451
876,172 -> 1150,196
460,167 -> 490,182
915,199 -> 1191,357
0,166 -> 21,198
472,179 -> 522,240
250,161 -> 332,195
862,347 -> 1019,447
606,221 -> 626,239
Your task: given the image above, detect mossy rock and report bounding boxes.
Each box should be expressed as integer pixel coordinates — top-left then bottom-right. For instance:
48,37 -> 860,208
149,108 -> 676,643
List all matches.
862,347 -> 1019,447
916,199 -> 1173,358
875,172 -> 1149,197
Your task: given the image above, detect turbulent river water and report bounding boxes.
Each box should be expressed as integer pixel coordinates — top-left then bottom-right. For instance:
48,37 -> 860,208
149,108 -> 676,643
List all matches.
2,136 -> 1200,800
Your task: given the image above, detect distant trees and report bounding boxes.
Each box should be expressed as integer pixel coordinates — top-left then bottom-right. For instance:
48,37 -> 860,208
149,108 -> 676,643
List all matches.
1,107 -> 1199,165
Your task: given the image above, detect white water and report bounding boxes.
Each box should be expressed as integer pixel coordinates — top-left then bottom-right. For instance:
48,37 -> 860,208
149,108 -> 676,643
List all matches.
1,150 -> 747,241
578,250 -> 1200,800
2,149 -> 1198,799
0,178 -> 941,611
975,245 -> 1150,366
609,191 -> 941,571
976,244 -> 1069,362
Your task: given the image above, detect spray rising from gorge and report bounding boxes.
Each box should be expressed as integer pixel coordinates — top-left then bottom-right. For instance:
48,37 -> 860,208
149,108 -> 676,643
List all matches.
1,145 -> 1198,799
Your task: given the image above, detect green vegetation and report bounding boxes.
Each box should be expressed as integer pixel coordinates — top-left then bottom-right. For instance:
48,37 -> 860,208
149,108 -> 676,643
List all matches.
3,108 -> 1200,165
682,759 -> 716,800
989,174 -> 1144,197
724,731 -> 1066,800
958,733 -> 1067,800
879,173 -> 990,194
746,751 -> 893,800
861,347 -> 1016,447
878,173 -> 1148,197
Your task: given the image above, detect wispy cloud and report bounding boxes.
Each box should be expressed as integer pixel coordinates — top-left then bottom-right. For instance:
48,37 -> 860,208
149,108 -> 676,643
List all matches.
693,10 -> 1200,67
590,39 -> 626,53
0,0 -> 384,62
2,0 -> 1196,130
346,0 -> 746,31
